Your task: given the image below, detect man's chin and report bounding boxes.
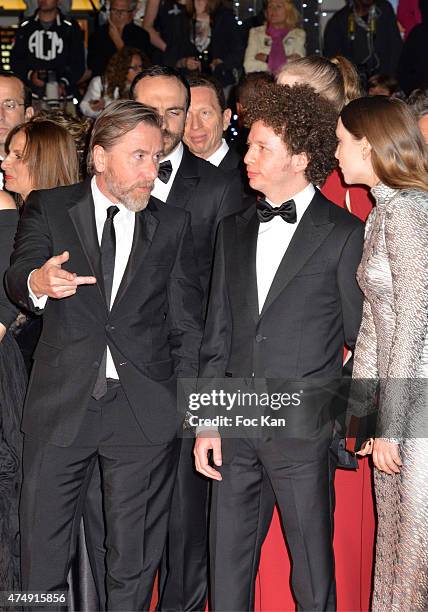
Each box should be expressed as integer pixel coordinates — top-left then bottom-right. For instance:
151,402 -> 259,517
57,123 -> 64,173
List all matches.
122,195 -> 151,212
121,186 -> 154,212
162,136 -> 182,157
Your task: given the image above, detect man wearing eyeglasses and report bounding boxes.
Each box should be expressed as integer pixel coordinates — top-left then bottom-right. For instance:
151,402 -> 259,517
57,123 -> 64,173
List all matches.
87,0 -> 154,78
0,72 -> 33,189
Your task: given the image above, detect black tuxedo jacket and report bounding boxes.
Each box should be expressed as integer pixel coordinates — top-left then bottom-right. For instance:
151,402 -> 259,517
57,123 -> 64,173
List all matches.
6,180 -> 203,447
156,146 -> 243,300
200,189 -> 364,380
219,144 -> 252,195
218,146 -> 242,172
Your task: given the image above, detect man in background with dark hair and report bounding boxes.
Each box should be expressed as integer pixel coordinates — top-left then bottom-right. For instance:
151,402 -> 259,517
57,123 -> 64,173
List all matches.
87,0 -> 153,77
195,82 -> 364,611
131,65 -> 242,300
184,75 -> 238,170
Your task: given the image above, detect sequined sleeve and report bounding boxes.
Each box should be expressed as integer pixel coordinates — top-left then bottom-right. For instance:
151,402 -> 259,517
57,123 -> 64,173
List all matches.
381,190 -> 428,438
353,209 -> 379,381
350,211 -> 379,424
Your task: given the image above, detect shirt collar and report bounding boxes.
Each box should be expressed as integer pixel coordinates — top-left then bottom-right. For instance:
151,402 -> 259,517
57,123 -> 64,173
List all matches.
266,182 -> 315,216
261,183 -> 315,230
206,139 -> 229,167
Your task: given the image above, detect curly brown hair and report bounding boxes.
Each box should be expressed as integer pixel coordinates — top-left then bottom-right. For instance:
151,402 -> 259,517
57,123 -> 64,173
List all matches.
245,82 -> 338,185
105,47 -> 149,99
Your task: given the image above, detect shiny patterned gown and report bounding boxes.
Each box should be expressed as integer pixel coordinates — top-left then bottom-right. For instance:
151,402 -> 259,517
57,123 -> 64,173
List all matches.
353,183 -> 428,611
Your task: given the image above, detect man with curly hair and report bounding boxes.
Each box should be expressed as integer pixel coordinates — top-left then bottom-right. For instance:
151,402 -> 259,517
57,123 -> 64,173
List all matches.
194,83 -> 364,611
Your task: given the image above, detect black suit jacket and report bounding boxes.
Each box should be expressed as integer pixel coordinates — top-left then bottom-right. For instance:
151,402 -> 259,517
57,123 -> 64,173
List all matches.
219,145 -> 252,196
6,180 -> 203,447
200,189 -> 364,380
218,146 -> 242,173
155,146 -> 243,300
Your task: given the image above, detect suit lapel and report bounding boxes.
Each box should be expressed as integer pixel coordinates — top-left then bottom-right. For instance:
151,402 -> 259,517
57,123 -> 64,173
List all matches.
166,147 -> 200,209
236,203 -> 260,324
260,190 -> 335,318
67,183 -> 106,309
110,202 -> 159,314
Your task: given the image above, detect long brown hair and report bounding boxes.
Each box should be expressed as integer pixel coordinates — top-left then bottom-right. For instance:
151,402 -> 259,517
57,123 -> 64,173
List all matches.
341,96 -> 428,192
5,119 -> 80,191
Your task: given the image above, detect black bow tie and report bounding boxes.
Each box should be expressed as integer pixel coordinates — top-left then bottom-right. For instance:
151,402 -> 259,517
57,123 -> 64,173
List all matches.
158,160 -> 173,184
256,198 -> 297,224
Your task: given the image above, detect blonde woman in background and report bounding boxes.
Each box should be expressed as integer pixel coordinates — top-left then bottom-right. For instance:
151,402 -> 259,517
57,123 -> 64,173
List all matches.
243,0 -> 305,75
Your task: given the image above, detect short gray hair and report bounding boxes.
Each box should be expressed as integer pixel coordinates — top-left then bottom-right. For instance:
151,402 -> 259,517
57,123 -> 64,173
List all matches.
87,99 -> 161,175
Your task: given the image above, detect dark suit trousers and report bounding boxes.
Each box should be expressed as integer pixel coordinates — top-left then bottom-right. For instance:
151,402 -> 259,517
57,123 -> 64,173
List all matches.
83,439 -> 210,612
20,382 -> 178,611
157,437 -> 210,611
210,434 -> 335,612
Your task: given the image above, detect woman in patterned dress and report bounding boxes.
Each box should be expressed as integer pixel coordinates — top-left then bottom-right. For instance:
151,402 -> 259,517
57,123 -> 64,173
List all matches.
336,95 -> 428,611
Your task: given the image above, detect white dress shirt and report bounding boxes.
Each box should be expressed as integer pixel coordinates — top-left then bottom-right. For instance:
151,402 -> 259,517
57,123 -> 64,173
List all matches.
93,177 -> 135,378
206,138 -> 229,167
256,183 -> 315,312
29,176 -> 136,380
151,141 -> 184,203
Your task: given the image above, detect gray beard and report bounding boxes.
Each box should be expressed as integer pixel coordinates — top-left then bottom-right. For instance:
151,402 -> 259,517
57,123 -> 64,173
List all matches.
104,171 -> 153,212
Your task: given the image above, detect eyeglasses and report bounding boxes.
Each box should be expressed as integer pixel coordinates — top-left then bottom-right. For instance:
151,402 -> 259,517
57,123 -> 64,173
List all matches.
0,99 -> 25,111
128,64 -> 143,71
110,8 -> 133,15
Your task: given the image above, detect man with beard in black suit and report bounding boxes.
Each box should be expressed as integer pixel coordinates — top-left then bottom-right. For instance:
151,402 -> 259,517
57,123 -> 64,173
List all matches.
84,66 -> 242,612
6,100 -> 203,610
194,83 -> 364,611
131,65 -> 242,299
